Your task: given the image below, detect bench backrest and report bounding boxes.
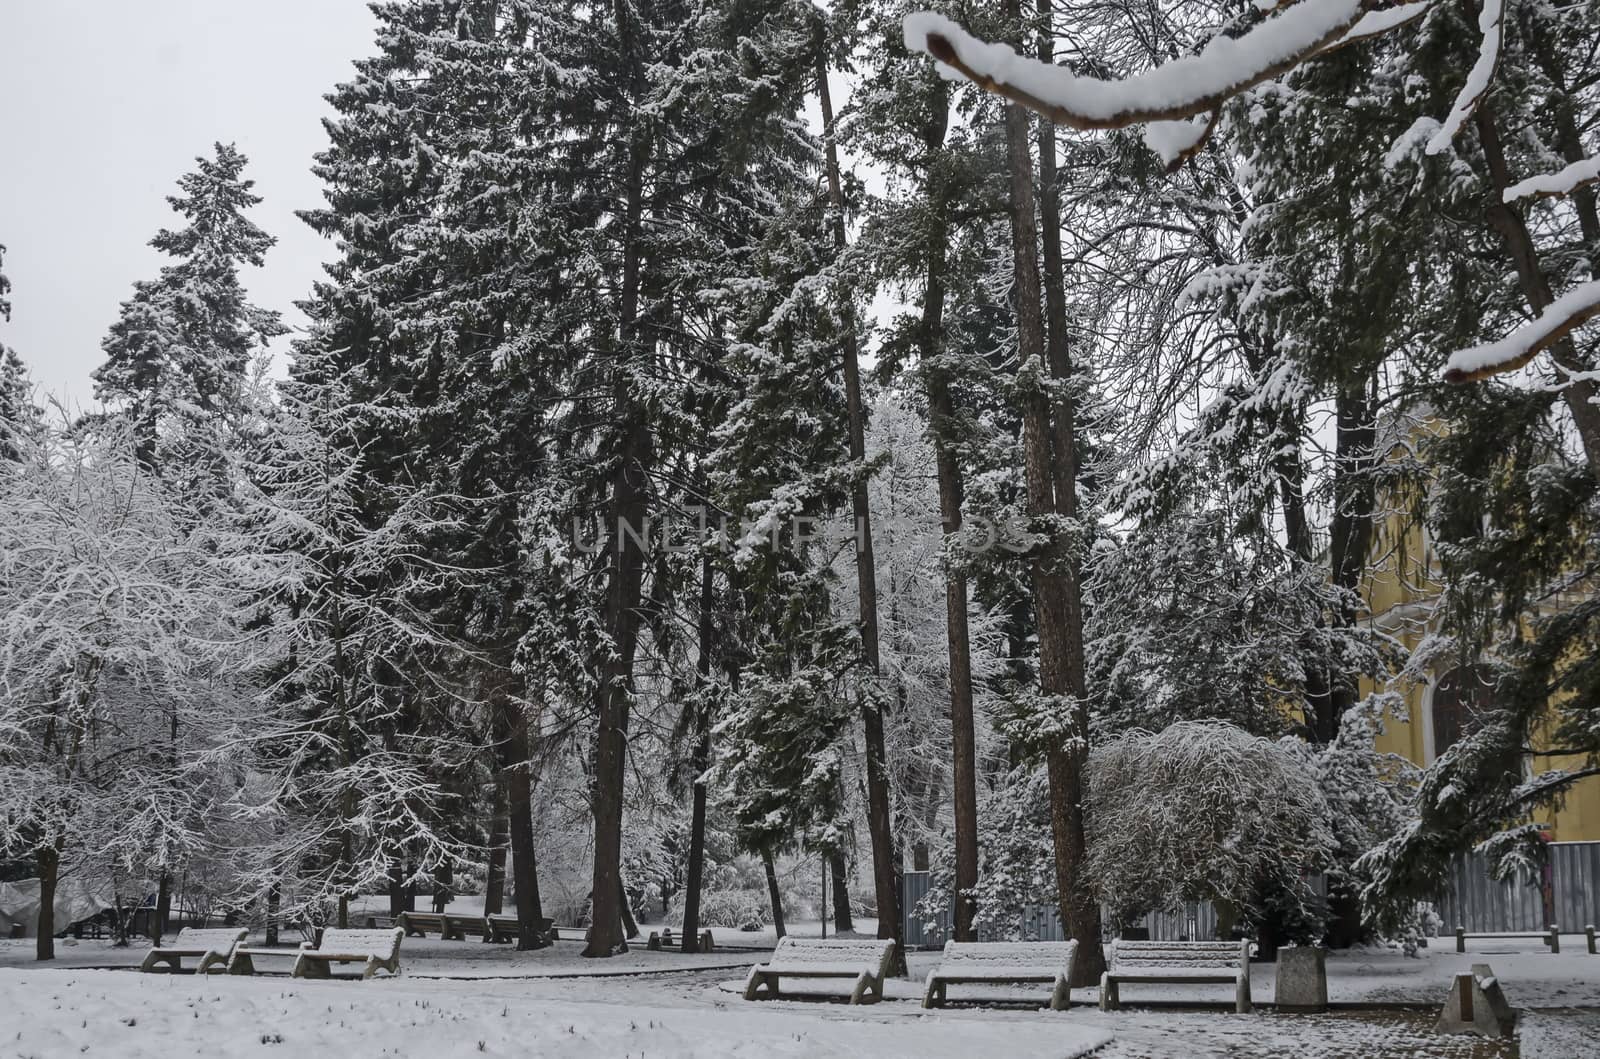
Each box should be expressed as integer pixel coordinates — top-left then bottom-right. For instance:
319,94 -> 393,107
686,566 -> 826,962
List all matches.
401,912 -> 445,926
1112,939 -> 1248,970
316,927 -> 403,958
162,927 -> 247,952
769,936 -> 895,974
941,939 -> 1078,969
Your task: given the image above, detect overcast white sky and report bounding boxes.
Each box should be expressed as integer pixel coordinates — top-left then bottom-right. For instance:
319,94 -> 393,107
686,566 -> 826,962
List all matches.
0,0 -> 379,408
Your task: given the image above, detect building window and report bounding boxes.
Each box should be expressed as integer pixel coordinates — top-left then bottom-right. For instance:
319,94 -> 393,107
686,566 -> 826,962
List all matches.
1432,665 -> 1496,758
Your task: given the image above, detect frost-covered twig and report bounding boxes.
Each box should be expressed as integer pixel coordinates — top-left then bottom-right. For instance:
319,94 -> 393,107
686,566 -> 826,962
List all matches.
1502,155 -> 1600,203
1442,279 -> 1600,383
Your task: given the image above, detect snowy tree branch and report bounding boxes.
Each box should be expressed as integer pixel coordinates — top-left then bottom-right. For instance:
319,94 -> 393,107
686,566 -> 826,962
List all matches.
1502,155 -> 1600,203
1442,279 -> 1600,383
1424,0 -> 1504,155
903,3 -> 1373,132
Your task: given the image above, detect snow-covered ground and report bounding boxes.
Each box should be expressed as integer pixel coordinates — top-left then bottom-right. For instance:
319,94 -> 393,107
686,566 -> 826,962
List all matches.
2,930 -> 1595,1057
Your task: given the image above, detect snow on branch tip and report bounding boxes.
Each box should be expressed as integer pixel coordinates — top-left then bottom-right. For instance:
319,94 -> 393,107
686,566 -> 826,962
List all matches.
902,2 -> 1445,168
1443,280 -> 1600,384
902,4 -> 1367,128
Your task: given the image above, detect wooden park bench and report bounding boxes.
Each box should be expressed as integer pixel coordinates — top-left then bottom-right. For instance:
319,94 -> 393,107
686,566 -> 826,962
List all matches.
486,914 -> 555,944
922,939 -> 1079,1010
399,910 -> 491,941
646,927 -> 715,953
230,927 -> 403,979
139,927 -> 249,975
1455,924 -> 1562,954
1100,939 -> 1253,1013
742,937 -> 896,1004
294,926 -> 403,979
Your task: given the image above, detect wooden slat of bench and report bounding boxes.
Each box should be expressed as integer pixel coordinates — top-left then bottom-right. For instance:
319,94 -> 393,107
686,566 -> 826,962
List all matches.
1107,972 -> 1240,984
932,970 -> 1062,983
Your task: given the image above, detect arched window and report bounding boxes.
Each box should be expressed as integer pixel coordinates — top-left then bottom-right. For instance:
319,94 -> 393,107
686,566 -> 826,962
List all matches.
1432,665 -> 1496,758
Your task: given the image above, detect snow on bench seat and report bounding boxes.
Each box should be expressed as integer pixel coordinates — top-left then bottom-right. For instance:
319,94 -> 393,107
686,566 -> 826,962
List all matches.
139,927 -> 248,975
229,927 -> 404,979
742,936 -> 896,1005
293,927 -> 404,979
1455,925 -> 1561,953
922,939 -> 1079,1010
1100,939 -> 1252,1013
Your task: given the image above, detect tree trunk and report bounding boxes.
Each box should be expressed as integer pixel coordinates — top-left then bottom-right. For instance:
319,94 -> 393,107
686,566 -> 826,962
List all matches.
762,849 -> 787,939
1471,102 -> 1600,477
387,861 -> 407,919
36,843 -> 59,961
153,871 -> 172,944
815,18 -> 904,978
618,877 -> 639,942
916,78 -> 980,946
682,553 -> 715,954
499,693 -> 548,951
585,7 -> 653,950
484,776 -> 509,916
1324,376 -> 1377,741
266,885 -> 280,947
1003,0 -> 1105,985
829,851 -> 853,933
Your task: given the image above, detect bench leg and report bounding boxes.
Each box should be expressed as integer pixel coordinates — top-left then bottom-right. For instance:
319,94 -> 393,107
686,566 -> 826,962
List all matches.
1099,973 -> 1118,1012
139,951 -> 169,973
1456,927 -> 1466,953
196,953 -> 219,975
1236,973 -> 1252,1014
1587,925 -> 1596,955
1548,926 -> 1560,954
1050,973 -> 1072,1011
742,968 -> 768,1001
848,973 -> 873,1005
228,953 -> 255,976
922,975 -> 943,1009
294,955 -> 330,979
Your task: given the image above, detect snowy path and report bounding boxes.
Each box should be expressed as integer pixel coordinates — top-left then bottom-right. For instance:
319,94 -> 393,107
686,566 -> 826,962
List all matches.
5,933 -> 1596,1057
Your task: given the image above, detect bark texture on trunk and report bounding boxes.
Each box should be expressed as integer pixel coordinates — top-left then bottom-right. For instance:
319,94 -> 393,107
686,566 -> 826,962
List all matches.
829,851 -> 854,933
681,554 -> 715,954
585,33 -> 653,952
499,694 -> 548,951
484,776 -> 509,916
153,872 -> 172,944
36,844 -> 59,961
1003,0 -> 1104,984
816,21 -> 903,976
915,77 -> 980,945
762,849 -> 787,939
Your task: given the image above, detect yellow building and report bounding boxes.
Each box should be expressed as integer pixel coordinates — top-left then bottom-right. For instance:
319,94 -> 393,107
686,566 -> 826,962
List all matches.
1362,510 -> 1600,842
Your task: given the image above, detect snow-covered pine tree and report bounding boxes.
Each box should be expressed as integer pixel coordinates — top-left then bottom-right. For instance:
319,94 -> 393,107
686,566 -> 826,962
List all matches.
1,241 -> 41,462
224,344 -> 481,930
92,143 -> 284,470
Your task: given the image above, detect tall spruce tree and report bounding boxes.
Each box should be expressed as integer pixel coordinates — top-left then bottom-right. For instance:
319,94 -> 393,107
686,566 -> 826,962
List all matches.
93,144 -> 284,466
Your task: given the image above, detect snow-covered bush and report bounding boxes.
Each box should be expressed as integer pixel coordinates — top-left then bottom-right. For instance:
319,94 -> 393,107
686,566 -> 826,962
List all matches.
1085,721 -> 1335,939
668,888 -> 770,931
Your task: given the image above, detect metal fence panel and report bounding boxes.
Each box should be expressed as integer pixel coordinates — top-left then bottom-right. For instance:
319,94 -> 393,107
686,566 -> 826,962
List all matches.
1552,841 -> 1600,931
1437,849 -> 1548,932
906,846 -> 1598,945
